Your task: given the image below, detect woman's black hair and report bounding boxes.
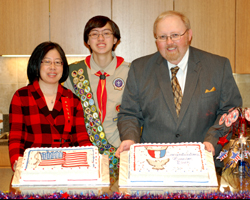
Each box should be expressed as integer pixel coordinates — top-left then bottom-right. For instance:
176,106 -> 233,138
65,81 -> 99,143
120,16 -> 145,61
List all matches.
27,41 -> 69,84
83,15 -> 121,52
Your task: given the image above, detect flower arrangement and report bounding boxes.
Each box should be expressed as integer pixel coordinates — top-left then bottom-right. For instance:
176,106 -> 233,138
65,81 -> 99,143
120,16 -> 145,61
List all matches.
217,107 -> 250,176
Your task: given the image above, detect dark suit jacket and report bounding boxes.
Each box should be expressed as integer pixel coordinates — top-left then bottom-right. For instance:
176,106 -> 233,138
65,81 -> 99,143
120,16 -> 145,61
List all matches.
9,80 -> 92,169
118,46 -> 242,167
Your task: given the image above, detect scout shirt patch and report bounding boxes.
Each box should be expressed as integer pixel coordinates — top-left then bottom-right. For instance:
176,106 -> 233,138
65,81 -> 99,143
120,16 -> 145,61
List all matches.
72,70 -> 77,77
113,77 -> 125,90
113,104 -> 120,122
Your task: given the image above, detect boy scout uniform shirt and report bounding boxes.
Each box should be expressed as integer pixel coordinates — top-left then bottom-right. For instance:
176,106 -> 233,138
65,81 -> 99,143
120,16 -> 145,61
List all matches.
64,54 -> 130,148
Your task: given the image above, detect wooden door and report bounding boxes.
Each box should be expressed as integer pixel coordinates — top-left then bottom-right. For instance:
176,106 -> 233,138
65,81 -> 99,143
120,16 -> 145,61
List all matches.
175,0 -> 236,72
235,0 -> 250,74
0,0 -> 49,55
112,0 -> 173,62
50,0 -> 111,55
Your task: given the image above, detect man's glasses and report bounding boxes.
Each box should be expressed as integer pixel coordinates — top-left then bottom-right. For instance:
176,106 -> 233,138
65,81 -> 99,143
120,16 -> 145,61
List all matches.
156,29 -> 189,42
89,30 -> 114,39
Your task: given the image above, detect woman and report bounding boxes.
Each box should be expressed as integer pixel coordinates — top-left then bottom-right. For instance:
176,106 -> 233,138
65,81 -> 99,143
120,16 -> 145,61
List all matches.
9,42 -> 92,171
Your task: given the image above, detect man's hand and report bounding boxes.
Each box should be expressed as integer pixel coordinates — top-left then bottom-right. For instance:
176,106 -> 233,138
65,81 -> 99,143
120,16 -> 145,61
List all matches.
115,140 -> 135,158
203,141 -> 215,156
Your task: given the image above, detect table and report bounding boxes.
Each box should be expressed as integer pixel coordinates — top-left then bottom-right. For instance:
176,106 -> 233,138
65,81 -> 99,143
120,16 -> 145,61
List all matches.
1,139 -> 250,199
1,166 -> 250,199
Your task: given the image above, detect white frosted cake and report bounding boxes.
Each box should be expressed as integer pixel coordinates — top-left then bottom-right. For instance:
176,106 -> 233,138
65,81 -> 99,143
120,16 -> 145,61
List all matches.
119,142 -> 218,187
12,146 -> 110,186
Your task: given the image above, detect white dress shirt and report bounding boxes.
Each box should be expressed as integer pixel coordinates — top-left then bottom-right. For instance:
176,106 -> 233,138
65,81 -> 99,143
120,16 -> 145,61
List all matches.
168,48 -> 189,95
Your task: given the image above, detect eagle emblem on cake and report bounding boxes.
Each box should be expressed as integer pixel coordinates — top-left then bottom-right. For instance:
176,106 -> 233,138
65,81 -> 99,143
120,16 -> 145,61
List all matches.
145,146 -> 170,170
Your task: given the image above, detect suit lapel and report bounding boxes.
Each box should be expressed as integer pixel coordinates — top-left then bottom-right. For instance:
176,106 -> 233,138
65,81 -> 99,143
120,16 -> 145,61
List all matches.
177,48 -> 201,127
155,57 -> 178,122
155,48 -> 202,125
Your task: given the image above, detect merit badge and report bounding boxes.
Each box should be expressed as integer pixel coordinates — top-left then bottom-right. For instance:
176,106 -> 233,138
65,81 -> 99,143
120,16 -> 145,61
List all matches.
100,132 -> 105,138
95,119 -> 101,126
77,82 -> 83,88
89,99 -> 94,106
83,80 -> 89,86
87,128 -> 92,135
79,89 -> 84,95
85,108 -> 91,115
102,139 -> 107,145
72,70 -> 77,77
98,126 -> 103,132
92,127 -> 97,133
91,105 -> 97,112
87,114 -> 93,121
85,122 -> 90,129
79,75 -> 85,82
109,147 -> 115,153
113,77 -> 124,90
89,135 -> 94,142
83,101 -> 89,107
93,112 -> 98,119
85,86 -> 90,93
81,95 -> 87,101
89,121 -> 94,127
78,68 -> 84,75
94,134 -> 99,140
87,93 -> 92,99
73,77 -> 79,84
96,140 -> 102,147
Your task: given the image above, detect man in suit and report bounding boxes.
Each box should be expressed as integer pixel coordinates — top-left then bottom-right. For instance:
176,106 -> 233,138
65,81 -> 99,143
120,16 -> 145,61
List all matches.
115,10 -> 242,167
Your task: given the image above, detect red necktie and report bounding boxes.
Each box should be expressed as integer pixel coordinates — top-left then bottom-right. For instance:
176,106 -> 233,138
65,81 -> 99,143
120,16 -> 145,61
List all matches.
95,71 -> 110,123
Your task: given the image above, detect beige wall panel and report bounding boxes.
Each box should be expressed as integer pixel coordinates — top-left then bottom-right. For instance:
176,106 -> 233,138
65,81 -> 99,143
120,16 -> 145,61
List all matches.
112,0 -> 173,62
50,0 -> 111,55
175,0 -> 236,72
236,0 -> 250,74
0,0 -> 49,55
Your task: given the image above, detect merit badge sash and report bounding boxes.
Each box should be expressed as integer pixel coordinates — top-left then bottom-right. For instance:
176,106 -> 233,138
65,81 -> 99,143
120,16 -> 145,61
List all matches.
69,57 -> 123,183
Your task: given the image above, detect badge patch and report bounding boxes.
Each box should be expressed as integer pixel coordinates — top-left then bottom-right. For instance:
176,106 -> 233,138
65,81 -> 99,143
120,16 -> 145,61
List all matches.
113,77 -> 124,90
78,68 -> 84,75
72,70 -> 77,77
73,77 -> 79,84
77,82 -> 83,88
115,104 -> 120,113
83,80 -> 89,86
79,75 -> 85,82
79,89 -> 84,95
85,86 -> 90,93
89,99 -> 94,106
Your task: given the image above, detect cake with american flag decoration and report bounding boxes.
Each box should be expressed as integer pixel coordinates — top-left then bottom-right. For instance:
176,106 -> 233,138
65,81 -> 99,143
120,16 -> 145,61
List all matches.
119,142 -> 218,187
12,146 -> 110,186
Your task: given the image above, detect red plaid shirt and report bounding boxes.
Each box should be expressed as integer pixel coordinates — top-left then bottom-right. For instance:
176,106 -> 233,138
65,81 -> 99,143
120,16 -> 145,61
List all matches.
9,80 -> 92,170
